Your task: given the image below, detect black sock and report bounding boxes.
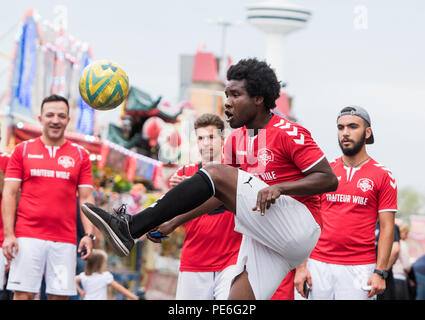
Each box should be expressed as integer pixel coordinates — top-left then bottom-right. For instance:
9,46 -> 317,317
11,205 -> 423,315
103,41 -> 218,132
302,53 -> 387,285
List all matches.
129,169 -> 215,238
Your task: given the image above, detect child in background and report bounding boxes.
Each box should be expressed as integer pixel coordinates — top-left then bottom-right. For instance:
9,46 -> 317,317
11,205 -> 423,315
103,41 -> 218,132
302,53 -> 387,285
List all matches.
76,249 -> 139,300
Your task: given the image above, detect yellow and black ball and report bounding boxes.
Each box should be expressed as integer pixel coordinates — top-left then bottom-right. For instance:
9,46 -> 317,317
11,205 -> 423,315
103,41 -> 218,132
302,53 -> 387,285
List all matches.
79,60 -> 129,110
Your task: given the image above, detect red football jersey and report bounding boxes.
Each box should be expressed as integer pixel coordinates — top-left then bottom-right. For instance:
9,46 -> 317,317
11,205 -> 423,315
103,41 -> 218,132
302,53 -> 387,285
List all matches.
310,157 -> 398,265
5,137 -> 93,244
223,114 -> 325,226
0,152 -> 10,245
174,163 -> 242,272
270,270 -> 295,300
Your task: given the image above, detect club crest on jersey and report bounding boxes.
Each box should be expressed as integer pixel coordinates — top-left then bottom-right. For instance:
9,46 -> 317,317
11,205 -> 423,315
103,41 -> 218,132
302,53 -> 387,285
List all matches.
357,178 -> 374,192
258,148 -> 274,166
58,155 -> 75,169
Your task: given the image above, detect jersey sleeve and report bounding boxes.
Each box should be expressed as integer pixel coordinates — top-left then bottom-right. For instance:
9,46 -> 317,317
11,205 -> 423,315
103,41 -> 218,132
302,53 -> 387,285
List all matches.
174,166 -> 184,177
281,125 -> 325,173
223,132 -> 240,168
377,170 -> 398,213
78,147 -> 94,188
0,154 -> 10,174
4,144 -> 24,181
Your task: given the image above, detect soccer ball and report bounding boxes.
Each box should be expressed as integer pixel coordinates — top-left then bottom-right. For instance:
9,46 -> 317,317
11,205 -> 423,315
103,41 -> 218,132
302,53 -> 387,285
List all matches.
79,60 -> 129,110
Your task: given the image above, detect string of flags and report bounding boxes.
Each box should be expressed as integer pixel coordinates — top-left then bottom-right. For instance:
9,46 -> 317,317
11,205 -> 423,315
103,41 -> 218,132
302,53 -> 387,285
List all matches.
98,140 -> 163,188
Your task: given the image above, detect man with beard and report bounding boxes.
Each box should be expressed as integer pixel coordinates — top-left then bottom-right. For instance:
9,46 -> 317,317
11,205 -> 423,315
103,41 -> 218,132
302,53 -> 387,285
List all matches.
81,58 -> 338,300
294,106 -> 398,300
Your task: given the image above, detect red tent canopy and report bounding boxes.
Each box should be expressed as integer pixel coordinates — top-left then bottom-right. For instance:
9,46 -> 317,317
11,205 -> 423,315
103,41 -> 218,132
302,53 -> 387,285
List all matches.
13,123 -> 102,154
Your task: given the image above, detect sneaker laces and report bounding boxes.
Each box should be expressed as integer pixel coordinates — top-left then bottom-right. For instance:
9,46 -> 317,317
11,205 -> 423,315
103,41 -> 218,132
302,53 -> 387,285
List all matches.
114,204 -> 128,215
113,204 -> 135,241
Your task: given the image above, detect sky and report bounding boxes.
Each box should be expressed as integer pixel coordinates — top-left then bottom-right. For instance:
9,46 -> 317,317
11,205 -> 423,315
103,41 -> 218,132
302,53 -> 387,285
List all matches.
0,0 -> 424,194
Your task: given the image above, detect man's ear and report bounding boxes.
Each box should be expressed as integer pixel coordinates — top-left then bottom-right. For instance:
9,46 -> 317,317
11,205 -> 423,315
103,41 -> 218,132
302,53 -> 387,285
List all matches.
254,96 -> 264,106
365,127 -> 372,140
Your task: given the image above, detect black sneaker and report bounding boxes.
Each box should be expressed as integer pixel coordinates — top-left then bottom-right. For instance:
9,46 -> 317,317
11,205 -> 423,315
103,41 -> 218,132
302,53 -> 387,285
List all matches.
81,203 -> 135,257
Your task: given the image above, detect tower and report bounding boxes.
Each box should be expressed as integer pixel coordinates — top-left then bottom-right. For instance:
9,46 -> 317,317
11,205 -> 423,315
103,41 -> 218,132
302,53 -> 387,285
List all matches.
246,0 -> 311,86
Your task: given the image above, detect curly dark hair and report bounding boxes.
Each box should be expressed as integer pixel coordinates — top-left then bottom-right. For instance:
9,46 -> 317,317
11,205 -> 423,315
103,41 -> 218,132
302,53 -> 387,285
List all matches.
226,58 -> 281,110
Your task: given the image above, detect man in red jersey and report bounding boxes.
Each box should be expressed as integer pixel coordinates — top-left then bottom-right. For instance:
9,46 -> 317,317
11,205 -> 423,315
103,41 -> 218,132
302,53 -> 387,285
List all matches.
294,106 -> 398,300
0,152 -> 10,290
148,113 -> 242,300
81,58 -> 338,299
151,113 -> 297,301
2,95 -> 96,300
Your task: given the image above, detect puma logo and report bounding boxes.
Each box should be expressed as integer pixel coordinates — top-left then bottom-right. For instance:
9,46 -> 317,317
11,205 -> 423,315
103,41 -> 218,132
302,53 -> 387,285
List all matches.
244,176 -> 253,188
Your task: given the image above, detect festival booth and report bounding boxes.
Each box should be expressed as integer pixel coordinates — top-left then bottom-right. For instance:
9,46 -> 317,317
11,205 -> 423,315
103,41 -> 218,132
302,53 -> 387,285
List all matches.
1,8 -> 180,299
110,86 -> 195,163
3,8 -> 165,189
1,8 -> 95,148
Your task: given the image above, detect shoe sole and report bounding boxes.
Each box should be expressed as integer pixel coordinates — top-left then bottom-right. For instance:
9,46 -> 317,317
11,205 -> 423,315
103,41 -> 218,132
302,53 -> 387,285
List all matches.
81,204 -> 130,257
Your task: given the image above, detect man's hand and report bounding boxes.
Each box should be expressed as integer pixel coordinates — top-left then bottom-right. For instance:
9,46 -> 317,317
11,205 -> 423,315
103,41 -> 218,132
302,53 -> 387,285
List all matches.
169,174 -> 186,188
78,236 -> 93,260
294,262 -> 312,298
252,185 -> 281,216
147,220 -> 177,243
2,235 -> 18,263
366,272 -> 386,298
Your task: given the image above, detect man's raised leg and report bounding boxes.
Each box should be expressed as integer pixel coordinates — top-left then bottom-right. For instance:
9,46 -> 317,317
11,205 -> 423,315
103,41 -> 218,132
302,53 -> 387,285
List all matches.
81,164 -> 239,256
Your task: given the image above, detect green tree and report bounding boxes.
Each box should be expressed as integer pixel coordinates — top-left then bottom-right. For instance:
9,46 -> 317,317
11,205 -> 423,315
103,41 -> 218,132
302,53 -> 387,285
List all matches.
397,186 -> 425,220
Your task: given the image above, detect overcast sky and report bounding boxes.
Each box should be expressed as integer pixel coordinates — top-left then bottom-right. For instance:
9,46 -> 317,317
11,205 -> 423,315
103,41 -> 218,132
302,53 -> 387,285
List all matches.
1,0 -> 424,193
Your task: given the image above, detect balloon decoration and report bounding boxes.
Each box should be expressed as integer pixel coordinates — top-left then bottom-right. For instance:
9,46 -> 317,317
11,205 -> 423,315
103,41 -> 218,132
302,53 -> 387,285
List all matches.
141,114 -> 183,164
158,124 -> 182,164
166,129 -> 182,148
142,116 -> 165,147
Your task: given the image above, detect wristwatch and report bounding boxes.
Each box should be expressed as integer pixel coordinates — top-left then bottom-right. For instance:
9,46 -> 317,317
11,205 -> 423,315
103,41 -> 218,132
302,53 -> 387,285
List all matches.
84,233 -> 96,241
373,269 -> 389,279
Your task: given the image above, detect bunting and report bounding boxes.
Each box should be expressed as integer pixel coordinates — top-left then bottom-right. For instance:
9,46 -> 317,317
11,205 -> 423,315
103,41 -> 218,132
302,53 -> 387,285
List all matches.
100,140 -> 163,184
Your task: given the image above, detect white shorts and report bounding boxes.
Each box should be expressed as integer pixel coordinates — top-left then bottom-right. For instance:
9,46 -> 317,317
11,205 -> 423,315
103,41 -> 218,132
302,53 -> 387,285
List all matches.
175,264 -> 240,300
232,170 -> 321,300
7,237 -> 77,296
307,258 -> 376,300
0,252 -> 6,289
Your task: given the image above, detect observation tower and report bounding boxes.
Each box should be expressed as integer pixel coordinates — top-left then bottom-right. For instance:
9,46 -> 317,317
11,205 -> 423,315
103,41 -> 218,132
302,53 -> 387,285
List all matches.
246,0 -> 311,86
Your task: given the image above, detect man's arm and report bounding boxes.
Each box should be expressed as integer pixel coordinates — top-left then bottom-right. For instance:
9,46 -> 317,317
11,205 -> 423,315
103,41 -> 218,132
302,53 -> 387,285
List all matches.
376,212 -> 396,271
147,197 -> 223,242
278,158 -> 338,196
77,186 -> 96,259
148,166 -> 223,241
2,180 -> 21,261
254,158 -> 338,214
0,169 -> 5,196
294,260 -> 312,298
366,211 -> 395,297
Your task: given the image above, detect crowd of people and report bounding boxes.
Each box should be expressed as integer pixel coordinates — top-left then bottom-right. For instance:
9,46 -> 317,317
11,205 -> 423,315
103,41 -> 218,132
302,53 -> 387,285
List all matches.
0,58 -> 424,300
